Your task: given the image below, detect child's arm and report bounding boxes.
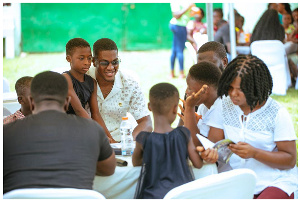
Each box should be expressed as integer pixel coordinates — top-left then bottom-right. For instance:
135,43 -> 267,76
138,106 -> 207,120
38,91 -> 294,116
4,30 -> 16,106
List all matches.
63,73 -> 91,118
187,137 -> 203,169
132,142 -> 143,166
207,126 -> 225,143
229,140 -> 297,170
89,80 -> 117,143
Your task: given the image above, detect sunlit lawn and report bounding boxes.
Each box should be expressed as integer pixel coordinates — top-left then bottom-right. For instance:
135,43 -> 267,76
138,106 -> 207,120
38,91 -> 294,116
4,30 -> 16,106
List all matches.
3,50 -> 298,163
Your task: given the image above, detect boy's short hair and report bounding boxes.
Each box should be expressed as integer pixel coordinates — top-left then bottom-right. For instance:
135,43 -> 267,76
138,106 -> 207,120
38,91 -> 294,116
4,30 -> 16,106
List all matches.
149,83 -> 179,115
197,41 -> 227,61
15,76 -> 33,96
93,38 -> 118,60
66,38 -> 90,56
31,71 -> 68,105
188,61 -> 222,89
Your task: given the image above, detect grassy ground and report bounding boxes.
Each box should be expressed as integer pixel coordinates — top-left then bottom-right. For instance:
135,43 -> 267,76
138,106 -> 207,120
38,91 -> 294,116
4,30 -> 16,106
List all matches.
3,50 -> 298,160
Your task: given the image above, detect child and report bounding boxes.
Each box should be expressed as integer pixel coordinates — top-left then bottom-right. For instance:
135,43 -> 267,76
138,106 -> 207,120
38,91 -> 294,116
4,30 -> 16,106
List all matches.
132,82 -> 203,199
177,41 -> 228,127
282,12 -> 295,37
63,38 -> 115,142
3,76 -> 33,124
208,54 -> 298,199
182,62 -> 222,165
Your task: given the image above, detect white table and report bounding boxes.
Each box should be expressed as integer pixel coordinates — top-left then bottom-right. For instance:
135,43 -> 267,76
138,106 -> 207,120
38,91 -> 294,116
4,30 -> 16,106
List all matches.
93,155 -> 217,199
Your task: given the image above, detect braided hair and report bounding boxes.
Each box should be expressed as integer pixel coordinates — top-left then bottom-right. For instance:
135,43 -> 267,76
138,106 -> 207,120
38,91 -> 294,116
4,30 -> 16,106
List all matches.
250,9 -> 285,43
218,54 -> 273,111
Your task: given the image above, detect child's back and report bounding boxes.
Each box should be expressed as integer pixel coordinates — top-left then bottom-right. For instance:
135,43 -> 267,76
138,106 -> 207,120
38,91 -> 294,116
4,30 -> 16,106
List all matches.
133,83 -> 202,199
134,126 -> 194,199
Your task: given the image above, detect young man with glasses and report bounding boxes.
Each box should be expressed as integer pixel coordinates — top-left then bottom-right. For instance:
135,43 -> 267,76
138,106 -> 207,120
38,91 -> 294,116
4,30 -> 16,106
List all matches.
87,38 -> 152,142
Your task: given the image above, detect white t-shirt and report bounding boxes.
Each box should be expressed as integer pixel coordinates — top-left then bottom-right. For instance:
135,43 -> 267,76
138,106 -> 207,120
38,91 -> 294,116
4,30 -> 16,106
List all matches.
196,97 -> 222,138
87,67 -> 150,141
170,2 -> 192,26
207,96 -> 298,195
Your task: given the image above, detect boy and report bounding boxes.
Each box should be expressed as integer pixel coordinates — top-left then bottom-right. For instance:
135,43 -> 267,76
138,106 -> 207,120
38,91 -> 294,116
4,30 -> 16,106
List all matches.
3,76 -> 33,124
63,38 -> 114,142
132,83 -> 202,199
178,41 -> 227,126
182,61 -> 222,165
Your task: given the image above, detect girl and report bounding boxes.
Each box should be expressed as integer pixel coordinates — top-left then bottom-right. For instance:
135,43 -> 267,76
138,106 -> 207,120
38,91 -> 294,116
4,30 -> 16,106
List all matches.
208,54 -> 298,199
132,83 -> 203,199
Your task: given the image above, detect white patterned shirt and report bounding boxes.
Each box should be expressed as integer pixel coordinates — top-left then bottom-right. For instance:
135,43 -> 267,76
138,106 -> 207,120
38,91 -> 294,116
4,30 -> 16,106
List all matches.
207,96 -> 298,195
87,67 -> 150,141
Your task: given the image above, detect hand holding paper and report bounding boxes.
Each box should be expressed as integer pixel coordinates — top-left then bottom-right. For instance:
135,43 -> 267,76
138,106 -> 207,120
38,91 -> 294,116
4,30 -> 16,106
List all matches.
196,134 -> 234,164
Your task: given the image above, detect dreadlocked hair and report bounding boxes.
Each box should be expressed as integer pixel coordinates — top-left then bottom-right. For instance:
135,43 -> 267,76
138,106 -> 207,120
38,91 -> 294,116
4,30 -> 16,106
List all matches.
217,54 -> 273,111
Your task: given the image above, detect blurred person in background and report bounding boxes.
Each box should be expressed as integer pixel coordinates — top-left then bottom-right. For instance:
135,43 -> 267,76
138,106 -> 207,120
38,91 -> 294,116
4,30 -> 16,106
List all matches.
169,2 -> 195,78
3,76 -> 33,124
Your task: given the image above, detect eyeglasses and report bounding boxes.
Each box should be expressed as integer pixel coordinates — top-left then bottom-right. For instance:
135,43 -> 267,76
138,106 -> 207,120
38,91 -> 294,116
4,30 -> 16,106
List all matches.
97,58 -> 121,68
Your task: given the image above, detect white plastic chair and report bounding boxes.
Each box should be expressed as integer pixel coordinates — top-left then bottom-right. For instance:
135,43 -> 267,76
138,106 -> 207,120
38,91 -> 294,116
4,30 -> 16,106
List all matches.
3,188 -> 106,199
185,41 -> 197,64
3,107 -> 12,118
250,40 -> 291,95
163,168 -> 256,199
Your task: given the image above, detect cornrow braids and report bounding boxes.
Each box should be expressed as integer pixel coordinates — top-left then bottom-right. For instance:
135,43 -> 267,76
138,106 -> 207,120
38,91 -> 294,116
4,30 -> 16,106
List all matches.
218,54 -> 273,111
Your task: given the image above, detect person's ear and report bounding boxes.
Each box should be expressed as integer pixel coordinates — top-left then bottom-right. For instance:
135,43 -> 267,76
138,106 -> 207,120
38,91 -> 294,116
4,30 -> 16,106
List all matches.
63,96 -> 71,112
173,104 -> 178,114
28,96 -> 35,112
17,96 -> 23,104
148,102 -> 152,112
66,55 -> 71,63
222,57 -> 228,68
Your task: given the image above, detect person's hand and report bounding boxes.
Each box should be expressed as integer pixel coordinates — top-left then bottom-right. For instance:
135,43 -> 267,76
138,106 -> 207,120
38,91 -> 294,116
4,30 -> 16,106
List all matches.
109,137 -> 118,143
185,85 -> 208,108
177,99 -> 202,124
196,146 -> 218,163
229,142 -> 256,159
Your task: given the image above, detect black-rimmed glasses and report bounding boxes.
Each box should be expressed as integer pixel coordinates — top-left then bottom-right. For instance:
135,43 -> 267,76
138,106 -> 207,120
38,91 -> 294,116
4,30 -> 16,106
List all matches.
97,58 -> 121,68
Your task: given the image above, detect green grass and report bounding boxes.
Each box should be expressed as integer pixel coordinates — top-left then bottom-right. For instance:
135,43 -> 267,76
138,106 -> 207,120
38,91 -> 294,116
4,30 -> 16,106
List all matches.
3,50 -> 298,163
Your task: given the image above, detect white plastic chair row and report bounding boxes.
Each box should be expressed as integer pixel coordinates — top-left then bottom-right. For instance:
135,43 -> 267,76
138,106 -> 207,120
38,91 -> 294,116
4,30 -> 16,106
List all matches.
3,188 -> 106,199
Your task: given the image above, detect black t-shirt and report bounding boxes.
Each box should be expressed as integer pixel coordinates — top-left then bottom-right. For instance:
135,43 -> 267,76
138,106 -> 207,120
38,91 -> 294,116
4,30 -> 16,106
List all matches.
64,71 -> 94,115
3,110 -> 112,194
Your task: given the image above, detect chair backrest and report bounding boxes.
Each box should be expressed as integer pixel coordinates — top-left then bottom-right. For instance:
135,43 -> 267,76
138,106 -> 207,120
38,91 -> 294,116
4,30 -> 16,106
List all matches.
250,40 -> 286,67
250,40 -> 290,95
3,107 -> 12,118
163,168 -> 256,199
3,188 -> 106,199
